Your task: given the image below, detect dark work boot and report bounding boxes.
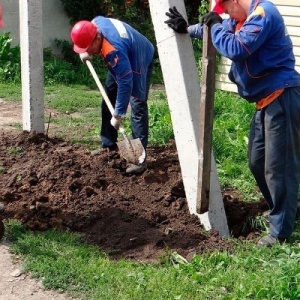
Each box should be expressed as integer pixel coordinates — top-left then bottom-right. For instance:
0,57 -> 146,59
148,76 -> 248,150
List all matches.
257,234 -> 286,247
126,162 -> 147,175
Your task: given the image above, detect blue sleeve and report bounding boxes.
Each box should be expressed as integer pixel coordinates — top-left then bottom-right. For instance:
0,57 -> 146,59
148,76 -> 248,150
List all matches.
106,51 -> 133,116
188,24 -> 203,39
211,7 -> 272,62
187,18 -> 228,39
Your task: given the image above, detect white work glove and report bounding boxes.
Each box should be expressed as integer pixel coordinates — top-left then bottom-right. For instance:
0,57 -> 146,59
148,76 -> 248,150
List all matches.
79,52 -> 92,63
110,116 -> 121,130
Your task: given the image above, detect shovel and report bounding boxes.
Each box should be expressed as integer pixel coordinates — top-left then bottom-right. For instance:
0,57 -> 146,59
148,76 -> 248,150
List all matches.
86,60 -> 145,165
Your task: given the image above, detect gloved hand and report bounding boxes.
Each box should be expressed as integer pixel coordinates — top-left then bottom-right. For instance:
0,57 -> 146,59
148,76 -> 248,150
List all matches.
110,115 -> 121,130
202,12 -> 222,28
79,52 -> 92,63
165,6 -> 188,33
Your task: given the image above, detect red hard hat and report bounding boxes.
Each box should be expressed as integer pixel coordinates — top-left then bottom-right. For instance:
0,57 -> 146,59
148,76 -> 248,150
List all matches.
212,0 -> 225,14
71,20 -> 98,53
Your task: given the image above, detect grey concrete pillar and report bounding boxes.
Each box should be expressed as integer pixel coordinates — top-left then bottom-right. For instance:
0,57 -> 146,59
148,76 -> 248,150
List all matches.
149,0 -> 229,237
19,0 -> 44,132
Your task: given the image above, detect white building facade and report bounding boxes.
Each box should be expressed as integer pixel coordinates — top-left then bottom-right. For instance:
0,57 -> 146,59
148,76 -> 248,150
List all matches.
0,0 -> 71,55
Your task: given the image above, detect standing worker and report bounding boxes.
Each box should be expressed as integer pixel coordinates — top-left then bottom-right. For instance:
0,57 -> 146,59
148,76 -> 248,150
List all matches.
165,0 -> 300,247
70,16 -> 155,174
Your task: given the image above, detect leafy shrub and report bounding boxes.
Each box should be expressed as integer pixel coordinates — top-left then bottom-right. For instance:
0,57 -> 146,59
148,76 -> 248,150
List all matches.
0,32 -> 21,82
0,32 -> 106,86
0,32 -> 162,86
44,59 -> 77,85
52,39 -> 108,86
59,0 -> 111,25
0,0 -> 210,86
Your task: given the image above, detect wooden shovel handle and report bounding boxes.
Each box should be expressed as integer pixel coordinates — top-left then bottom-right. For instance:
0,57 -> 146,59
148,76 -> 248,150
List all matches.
86,60 -> 115,116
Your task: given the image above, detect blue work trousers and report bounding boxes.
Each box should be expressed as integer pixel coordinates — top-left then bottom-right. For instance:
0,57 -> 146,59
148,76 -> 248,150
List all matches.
100,63 -> 153,149
248,87 -> 300,239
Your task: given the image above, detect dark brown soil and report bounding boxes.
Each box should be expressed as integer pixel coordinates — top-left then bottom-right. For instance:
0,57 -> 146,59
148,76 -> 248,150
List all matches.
0,130 -> 268,262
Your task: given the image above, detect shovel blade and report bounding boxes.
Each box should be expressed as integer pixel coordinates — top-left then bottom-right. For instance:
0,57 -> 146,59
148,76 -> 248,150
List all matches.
117,137 -> 144,165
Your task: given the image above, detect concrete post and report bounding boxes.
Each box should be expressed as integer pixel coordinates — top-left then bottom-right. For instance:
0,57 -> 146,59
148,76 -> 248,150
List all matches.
149,0 -> 229,237
19,0 -> 44,132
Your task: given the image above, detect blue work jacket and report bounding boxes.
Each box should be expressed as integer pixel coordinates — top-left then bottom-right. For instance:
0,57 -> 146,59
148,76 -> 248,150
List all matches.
92,16 -> 154,115
188,0 -> 300,102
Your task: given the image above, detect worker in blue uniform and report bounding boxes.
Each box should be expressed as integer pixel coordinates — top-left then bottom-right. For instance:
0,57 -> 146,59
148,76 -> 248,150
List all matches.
165,0 -> 300,246
71,16 -> 154,174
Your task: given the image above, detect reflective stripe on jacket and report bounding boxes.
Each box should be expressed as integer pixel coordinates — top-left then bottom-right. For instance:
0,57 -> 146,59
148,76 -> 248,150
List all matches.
92,16 -> 154,115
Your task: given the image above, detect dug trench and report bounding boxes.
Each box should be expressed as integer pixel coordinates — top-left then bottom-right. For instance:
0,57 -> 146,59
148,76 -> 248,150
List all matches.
0,130 -> 268,262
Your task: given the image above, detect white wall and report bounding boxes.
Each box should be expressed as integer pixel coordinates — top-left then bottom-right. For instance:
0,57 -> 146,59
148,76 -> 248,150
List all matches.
0,0 -> 71,55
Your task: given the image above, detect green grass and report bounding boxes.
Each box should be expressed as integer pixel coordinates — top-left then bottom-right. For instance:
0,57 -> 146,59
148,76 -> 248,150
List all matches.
148,90 -> 174,145
6,146 -> 23,155
0,82 -> 22,102
0,83 -> 174,150
45,84 -> 101,113
213,90 -> 258,200
5,220 -> 300,300
2,82 -> 300,299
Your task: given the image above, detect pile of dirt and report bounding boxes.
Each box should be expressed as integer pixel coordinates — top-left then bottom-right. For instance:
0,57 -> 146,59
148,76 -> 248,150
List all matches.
0,130 -> 268,262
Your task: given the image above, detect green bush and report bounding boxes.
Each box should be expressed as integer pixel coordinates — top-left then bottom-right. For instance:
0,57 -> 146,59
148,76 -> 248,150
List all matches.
0,32 -> 21,82
0,33 -> 108,86
0,1 -> 210,86
0,32 -> 162,86
59,0 -> 113,25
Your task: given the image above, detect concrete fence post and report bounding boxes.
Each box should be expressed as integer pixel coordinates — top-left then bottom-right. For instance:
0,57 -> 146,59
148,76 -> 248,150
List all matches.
149,0 -> 229,237
19,0 -> 44,133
